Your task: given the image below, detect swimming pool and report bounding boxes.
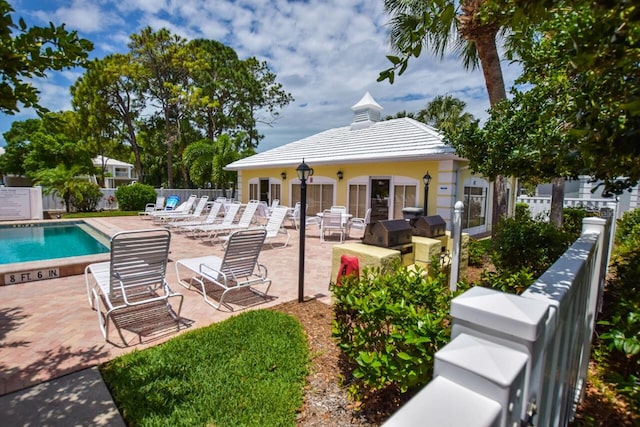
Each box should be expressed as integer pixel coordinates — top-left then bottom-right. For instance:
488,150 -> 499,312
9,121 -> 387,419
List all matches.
0,221 -> 110,265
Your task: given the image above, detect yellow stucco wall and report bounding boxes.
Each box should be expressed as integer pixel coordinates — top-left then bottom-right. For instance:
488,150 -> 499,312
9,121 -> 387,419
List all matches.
238,160 -> 460,212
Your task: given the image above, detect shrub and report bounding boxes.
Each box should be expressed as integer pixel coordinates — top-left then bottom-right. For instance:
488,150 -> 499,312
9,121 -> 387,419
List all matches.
596,208 -> 640,411
69,182 -> 103,212
468,238 -> 490,268
332,261 -> 466,401
478,268 -> 535,295
615,208 -> 640,243
514,202 -> 531,221
491,213 -> 570,278
562,207 -> 594,241
114,183 -> 157,211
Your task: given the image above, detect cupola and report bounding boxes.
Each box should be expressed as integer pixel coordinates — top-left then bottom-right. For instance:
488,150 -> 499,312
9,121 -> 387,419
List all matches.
350,92 -> 383,130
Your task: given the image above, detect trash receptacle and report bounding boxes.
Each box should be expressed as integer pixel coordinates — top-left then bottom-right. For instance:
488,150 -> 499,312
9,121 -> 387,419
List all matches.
402,207 -> 424,224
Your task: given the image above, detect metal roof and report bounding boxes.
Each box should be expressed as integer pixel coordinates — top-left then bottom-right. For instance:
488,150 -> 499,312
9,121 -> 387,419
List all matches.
226,117 -> 461,170
93,155 -> 133,168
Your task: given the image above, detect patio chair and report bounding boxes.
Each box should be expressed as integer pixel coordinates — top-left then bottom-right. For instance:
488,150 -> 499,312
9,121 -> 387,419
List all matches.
347,208 -> 371,237
199,201 -> 259,244
263,205 -> 290,248
189,202 -> 241,239
138,196 -> 166,217
161,196 -> 209,226
151,195 -> 199,222
149,195 -> 198,223
84,228 -> 184,343
175,228 -> 272,310
320,209 -> 346,243
169,201 -> 222,232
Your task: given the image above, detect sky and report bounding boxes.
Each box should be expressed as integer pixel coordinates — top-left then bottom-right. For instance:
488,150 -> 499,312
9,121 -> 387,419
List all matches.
2,0 -> 520,153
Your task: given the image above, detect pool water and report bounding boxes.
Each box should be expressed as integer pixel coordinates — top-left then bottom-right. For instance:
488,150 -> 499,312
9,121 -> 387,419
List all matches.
0,222 -> 110,265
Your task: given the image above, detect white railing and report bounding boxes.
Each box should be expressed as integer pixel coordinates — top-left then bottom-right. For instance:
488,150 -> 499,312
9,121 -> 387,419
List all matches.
385,215 -> 613,426
518,195 -> 620,219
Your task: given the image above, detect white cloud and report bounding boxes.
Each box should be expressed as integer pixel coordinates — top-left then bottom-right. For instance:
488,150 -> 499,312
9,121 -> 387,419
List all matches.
36,0 -> 124,33
1,0 -> 519,151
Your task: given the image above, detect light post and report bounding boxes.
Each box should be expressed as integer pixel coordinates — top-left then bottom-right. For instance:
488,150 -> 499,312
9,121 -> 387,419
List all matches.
423,171 -> 432,216
297,159 -> 313,303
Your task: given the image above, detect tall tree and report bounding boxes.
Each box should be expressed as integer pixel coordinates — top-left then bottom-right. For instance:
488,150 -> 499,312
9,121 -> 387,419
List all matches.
380,0 -> 509,234
0,118 -> 40,176
71,54 -> 145,180
0,0 -> 92,114
128,27 -> 189,188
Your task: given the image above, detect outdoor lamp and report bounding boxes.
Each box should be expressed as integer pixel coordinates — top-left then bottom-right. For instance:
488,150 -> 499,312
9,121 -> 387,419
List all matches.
281,172 -> 287,180
296,159 -> 313,303
423,171 -> 432,215
337,171 -> 343,181
296,160 -> 313,181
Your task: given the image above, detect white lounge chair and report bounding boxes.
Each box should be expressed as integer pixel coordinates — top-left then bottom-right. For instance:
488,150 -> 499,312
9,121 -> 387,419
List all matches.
199,201 -> 259,244
84,228 -> 184,344
161,196 -> 209,226
263,205 -> 290,248
175,228 -> 272,310
138,196 -> 166,217
148,195 -> 197,223
189,202 -> 241,238
169,201 -> 223,232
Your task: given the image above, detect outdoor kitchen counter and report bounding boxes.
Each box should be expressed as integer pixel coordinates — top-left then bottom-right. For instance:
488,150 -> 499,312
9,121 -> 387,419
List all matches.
330,242 -> 402,283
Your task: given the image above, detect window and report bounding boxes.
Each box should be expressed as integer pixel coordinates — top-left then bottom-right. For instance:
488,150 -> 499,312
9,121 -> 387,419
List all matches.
270,183 -> 281,203
292,183 -> 334,214
249,183 -> 259,201
463,179 -> 488,229
348,184 -> 367,217
393,185 -> 417,218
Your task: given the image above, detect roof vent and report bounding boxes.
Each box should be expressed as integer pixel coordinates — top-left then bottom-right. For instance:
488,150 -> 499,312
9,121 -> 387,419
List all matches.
351,92 -> 383,130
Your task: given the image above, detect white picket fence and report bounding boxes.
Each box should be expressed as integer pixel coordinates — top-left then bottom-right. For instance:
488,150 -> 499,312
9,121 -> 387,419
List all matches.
41,188 -> 232,212
385,214 -> 613,426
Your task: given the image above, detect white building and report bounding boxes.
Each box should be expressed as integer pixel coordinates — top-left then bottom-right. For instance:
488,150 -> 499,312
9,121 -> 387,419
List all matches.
93,156 -> 138,188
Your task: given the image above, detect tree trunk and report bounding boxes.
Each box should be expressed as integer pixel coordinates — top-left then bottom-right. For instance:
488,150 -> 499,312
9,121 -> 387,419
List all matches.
165,113 -> 174,188
474,29 -> 508,237
491,176 -> 507,233
549,177 -> 565,228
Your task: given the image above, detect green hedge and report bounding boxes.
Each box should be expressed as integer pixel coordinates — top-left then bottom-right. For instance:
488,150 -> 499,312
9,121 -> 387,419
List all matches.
114,183 -> 157,211
332,262 -> 466,400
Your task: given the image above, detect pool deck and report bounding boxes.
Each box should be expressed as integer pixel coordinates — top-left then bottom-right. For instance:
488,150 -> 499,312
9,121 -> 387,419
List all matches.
0,214 -> 351,397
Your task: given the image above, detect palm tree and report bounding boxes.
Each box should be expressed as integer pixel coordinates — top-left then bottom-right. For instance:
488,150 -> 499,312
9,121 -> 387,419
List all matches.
418,95 -> 476,137
382,0 -> 508,233
33,165 -> 87,213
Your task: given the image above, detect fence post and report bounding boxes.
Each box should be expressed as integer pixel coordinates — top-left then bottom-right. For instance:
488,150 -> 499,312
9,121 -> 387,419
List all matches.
449,200 -> 464,291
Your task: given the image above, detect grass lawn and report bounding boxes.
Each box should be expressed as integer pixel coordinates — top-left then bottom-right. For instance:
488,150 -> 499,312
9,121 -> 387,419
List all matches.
100,310 -> 309,427
59,210 -> 139,218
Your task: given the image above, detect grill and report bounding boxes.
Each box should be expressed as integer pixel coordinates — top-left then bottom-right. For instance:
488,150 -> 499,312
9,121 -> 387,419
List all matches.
362,219 -> 413,248
411,215 -> 446,238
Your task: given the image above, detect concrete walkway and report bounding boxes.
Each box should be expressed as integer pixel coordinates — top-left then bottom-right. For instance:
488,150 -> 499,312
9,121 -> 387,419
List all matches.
0,214 -> 349,424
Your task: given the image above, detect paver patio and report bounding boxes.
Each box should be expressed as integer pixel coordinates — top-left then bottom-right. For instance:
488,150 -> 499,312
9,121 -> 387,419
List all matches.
0,215 -> 351,396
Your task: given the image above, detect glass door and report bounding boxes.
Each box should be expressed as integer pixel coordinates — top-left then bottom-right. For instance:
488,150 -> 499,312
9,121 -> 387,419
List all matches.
259,178 -> 270,203
370,178 -> 390,221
